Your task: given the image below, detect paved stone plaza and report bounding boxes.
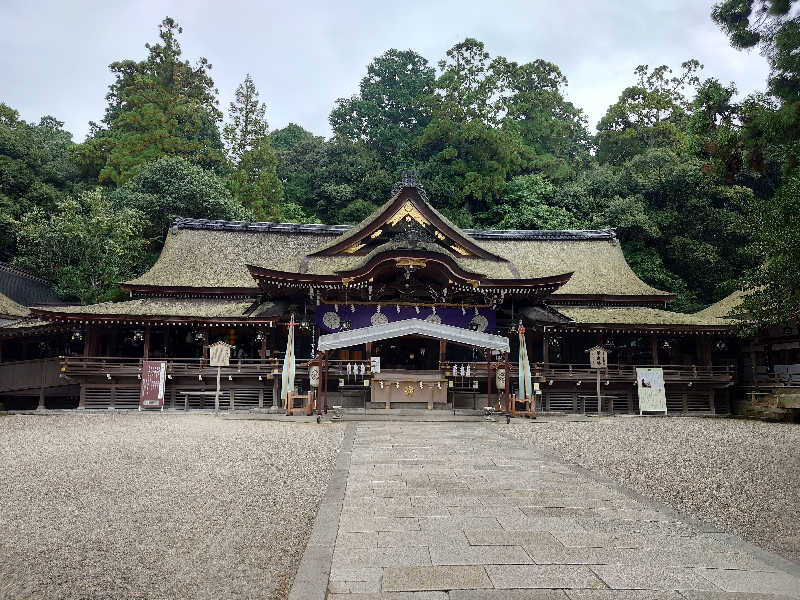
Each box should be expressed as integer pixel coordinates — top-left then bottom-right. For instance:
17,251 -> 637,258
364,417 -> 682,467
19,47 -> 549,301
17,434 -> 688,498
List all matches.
293,422 -> 800,599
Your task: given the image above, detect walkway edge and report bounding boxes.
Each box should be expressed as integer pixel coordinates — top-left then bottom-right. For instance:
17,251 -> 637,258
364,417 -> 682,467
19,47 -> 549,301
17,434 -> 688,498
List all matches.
288,422 -> 355,600
497,426 -> 800,580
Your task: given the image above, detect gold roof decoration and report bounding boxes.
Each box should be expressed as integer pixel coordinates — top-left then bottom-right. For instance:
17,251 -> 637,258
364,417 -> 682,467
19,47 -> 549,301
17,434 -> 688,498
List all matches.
307,181 -> 499,260
387,200 -> 430,227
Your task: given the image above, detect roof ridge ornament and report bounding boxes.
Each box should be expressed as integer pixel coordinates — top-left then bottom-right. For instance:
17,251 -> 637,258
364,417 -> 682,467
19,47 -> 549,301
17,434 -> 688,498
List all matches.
390,173 -> 429,203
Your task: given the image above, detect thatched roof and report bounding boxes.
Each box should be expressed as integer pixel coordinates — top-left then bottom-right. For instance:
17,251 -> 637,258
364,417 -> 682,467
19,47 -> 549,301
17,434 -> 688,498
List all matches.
126,229 -> 333,289
552,306 -> 734,329
477,239 -> 669,297
31,298 -> 283,324
694,290 -> 746,320
0,291 -> 30,318
127,219 -> 665,299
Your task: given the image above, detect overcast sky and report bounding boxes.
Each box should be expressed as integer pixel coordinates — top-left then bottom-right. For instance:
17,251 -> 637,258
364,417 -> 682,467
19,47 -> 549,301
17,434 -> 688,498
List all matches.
1,0 -> 770,143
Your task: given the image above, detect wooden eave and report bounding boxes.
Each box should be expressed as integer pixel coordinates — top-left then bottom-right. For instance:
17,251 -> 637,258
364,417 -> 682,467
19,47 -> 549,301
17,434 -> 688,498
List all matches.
248,251 -> 572,296
119,283 -> 259,298
547,293 -> 676,307
543,322 -> 736,335
307,187 -> 504,261
0,321 -> 69,339
29,308 -> 279,327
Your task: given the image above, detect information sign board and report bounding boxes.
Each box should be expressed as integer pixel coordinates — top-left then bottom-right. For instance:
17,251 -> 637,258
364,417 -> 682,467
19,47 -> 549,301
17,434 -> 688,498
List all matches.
589,346 -> 608,369
139,361 -> 166,409
636,367 -> 667,414
209,341 -> 232,367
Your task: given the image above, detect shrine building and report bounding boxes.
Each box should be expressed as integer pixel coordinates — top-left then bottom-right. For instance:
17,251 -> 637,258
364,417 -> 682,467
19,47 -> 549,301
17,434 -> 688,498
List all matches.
0,177 -> 742,413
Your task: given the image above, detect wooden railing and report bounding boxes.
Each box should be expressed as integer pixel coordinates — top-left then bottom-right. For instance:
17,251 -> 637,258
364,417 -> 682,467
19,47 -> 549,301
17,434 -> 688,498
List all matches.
0,358 -> 64,392
440,361 -> 735,383
60,357 -> 735,385
60,356 -> 313,379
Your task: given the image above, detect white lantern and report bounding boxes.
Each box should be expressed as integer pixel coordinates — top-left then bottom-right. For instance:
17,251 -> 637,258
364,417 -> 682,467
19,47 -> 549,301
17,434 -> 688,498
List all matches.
309,365 -> 320,388
495,367 -> 506,391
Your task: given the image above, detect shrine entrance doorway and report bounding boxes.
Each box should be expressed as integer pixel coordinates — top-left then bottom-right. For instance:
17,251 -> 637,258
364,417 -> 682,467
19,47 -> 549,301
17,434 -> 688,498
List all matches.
316,318 -> 510,410
373,335 -> 439,371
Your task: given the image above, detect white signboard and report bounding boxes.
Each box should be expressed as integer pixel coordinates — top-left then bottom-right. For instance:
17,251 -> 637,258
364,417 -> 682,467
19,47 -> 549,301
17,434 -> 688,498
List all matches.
370,356 -> 381,374
209,341 -> 233,367
589,346 -> 608,369
636,367 -> 667,414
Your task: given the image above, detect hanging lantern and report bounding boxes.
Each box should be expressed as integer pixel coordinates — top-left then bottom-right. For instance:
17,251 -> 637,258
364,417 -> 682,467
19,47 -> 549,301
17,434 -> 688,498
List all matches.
496,367 -> 507,391
309,365 -> 320,388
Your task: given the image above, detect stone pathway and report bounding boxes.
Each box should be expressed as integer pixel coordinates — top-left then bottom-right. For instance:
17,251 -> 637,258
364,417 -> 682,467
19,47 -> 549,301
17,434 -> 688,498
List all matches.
319,422 -> 800,599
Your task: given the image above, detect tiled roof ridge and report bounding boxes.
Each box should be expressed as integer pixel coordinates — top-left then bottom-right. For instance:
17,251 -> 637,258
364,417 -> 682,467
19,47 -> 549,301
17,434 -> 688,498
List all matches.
0,261 -> 52,285
171,217 -> 617,242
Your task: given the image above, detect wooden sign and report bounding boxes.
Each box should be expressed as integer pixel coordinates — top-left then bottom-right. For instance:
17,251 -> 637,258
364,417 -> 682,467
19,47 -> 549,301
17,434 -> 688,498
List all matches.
589,346 -> 608,369
209,341 -> 233,367
637,367 -> 667,414
139,361 -> 166,409
370,356 -> 381,374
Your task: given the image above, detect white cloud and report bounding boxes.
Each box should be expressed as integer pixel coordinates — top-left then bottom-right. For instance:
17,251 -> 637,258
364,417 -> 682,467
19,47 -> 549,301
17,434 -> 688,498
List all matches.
0,0 -> 770,141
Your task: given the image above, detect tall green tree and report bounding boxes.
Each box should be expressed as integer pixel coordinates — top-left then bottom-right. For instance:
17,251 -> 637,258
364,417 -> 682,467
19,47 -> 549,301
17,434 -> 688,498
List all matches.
495,58 -> 592,180
13,189 -> 147,303
435,38 -> 501,124
224,74 -> 282,220
596,60 -> 703,165
330,49 -> 435,172
0,104 -> 80,260
713,0 -> 800,326
112,156 -> 248,247
556,148 -> 755,311
270,123 -> 326,218
77,17 -> 226,185
223,74 -> 269,165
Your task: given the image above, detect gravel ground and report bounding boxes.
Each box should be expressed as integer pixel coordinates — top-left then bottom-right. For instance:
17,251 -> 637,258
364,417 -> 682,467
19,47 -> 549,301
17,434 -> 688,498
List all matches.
0,412 -> 344,600
507,416 -> 800,564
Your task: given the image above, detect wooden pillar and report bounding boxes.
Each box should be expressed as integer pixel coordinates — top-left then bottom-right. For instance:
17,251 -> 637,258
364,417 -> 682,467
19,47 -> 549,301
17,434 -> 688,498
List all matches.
439,340 -> 447,368
143,325 -> 151,359
260,330 -> 268,366
37,369 -> 46,410
542,335 -> 550,367
650,335 -> 659,366
272,375 -> 279,408
84,328 -> 97,359
697,336 -> 712,367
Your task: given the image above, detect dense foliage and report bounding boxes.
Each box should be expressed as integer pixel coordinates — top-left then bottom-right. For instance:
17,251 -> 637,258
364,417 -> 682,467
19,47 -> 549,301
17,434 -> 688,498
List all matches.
2,11 -> 797,327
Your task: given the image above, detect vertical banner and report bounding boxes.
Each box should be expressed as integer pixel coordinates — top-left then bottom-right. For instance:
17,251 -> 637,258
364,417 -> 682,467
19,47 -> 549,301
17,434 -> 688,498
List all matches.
636,367 -> 667,414
140,361 -> 166,409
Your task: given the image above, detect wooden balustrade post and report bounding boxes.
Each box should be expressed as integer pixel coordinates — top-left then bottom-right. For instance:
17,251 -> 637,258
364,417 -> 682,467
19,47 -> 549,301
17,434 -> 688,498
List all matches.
260,330 -> 268,366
